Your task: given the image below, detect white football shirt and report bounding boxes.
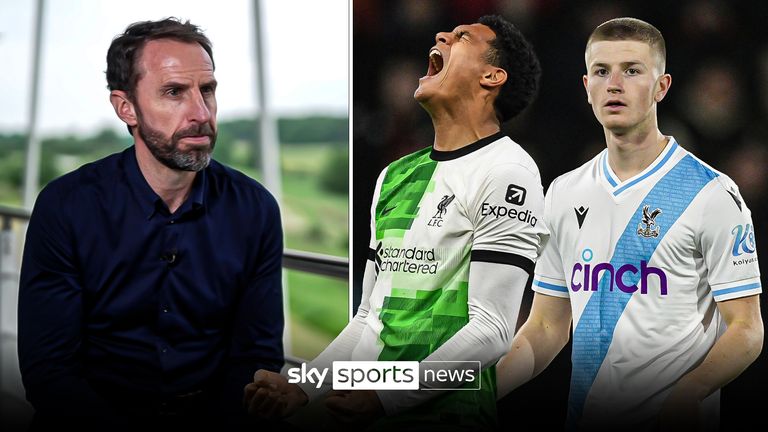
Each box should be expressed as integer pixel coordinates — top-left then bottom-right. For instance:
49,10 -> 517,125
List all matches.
532,138 -> 761,430
364,132 -> 546,425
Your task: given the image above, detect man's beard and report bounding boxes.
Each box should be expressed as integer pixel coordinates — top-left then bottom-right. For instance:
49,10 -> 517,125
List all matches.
137,114 -> 217,172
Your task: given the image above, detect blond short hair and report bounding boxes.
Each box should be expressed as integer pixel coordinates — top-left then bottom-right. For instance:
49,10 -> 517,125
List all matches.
586,17 -> 666,73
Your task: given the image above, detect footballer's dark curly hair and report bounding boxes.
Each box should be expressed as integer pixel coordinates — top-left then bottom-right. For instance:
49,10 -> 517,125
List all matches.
478,15 -> 541,123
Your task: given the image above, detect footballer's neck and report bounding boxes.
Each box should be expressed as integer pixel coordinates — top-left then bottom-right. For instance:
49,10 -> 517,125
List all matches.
429,104 -> 501,152
604,125 -> 669,182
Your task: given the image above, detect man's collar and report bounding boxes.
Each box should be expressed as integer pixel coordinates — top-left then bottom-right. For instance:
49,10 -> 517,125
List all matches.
122,146 -> 207,219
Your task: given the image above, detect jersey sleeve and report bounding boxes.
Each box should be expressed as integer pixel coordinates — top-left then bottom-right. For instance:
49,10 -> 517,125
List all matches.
699,178 -> 761,302
532,181 -> 570,298
376,262 -> 530,414
468,162 -> 547,274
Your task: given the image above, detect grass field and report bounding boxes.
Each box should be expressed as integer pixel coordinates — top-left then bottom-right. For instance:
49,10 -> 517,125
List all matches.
275,144 -> 349,359
285,271 -> 348,359
230,143 -> 349,359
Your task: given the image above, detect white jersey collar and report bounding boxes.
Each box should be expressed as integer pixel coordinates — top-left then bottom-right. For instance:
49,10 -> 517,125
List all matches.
600,137 -> 680,197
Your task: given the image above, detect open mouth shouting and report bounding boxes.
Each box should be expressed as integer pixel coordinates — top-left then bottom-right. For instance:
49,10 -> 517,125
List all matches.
425,47 -> 444,78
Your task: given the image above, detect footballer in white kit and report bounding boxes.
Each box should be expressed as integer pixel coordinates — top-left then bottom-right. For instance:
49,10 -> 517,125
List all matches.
532,137 -> 761,429
351,132 -> 546,427
291,132 -> 546,429
244,15 -> 548,429
495,17 -> 763,432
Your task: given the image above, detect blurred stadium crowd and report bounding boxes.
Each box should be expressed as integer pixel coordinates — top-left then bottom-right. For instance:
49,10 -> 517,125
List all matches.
352,0 -> 767,427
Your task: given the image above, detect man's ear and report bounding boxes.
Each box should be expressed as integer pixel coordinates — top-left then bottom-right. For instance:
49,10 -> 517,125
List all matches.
583,75 -> 592,105
109,90 -> 138,128
654,73 -> 672,103
481,67 -> 507,89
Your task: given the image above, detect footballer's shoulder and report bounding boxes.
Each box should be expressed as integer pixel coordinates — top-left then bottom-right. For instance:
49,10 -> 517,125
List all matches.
383,146 -> 433,176
549,151 -> 602,194
683,150 -> 749,212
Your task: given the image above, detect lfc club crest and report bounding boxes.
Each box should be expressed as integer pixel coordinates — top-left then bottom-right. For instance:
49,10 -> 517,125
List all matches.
428,194 -> 455,227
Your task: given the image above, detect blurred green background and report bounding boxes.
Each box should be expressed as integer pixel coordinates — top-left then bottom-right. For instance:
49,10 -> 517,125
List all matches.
0,116 -> 349,360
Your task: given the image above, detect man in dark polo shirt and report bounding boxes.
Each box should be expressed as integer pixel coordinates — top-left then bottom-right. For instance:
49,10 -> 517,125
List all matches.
18,18 -> 283,427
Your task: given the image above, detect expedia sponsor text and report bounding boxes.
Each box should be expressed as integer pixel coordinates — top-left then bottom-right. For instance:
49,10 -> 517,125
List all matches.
481,202 -> 537,227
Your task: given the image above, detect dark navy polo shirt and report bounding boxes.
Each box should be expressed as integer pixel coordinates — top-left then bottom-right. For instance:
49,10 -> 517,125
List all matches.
18,146 -> 284,415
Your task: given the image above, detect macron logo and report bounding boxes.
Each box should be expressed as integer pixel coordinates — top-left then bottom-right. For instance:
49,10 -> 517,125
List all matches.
574,206 -> 588,229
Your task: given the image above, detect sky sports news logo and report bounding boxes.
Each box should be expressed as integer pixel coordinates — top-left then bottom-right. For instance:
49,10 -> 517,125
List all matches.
286,361 -> 481,391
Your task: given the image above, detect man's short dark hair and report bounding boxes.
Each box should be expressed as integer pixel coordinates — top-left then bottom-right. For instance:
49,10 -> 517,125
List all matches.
478,15 -> 541,123
106,17 -> 214,98
106,18 -> 214,134
587,17 -> 666,73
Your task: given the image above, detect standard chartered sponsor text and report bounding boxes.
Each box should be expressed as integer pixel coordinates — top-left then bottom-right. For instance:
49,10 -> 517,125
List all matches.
379,246 -> 438,274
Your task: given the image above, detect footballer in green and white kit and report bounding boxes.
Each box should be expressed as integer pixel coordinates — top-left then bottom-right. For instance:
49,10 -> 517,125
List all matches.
246,15 -> 546,430
299,131 -> 547,429
371,132 -> 546,423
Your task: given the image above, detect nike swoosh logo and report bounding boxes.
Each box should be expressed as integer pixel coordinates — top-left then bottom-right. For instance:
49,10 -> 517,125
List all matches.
381,206 -> 397,215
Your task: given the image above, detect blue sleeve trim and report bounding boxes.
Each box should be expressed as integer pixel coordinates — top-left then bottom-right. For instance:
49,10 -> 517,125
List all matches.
533,279 -> 569,293
712,282 -> 761,297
